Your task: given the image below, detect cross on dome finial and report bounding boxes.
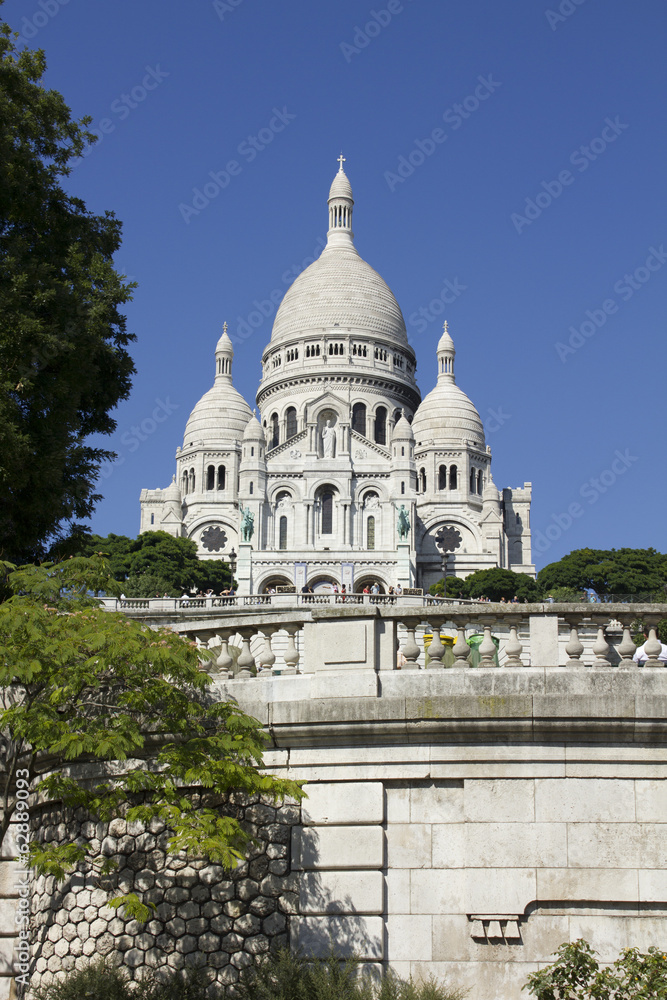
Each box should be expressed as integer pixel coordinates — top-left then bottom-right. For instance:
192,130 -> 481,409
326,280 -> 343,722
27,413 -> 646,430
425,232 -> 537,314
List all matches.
443,320 -> 448,333
337,152 -> 346,171
223,321 -> 228,334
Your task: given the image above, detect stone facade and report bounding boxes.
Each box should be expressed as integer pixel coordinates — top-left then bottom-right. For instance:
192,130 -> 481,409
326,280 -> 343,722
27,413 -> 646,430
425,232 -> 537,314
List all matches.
140,162 -> 535,592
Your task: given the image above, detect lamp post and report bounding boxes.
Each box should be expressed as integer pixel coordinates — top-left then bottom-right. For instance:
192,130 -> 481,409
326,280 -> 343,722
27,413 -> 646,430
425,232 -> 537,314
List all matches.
435,526 -> 462,598
228,547 -> 237,585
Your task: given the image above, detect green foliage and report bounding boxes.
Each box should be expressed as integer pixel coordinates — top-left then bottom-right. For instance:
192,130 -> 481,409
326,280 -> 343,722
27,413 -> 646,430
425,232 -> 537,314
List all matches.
0,555 -> 303,914
32,959 -> 221,999
429,569 -> 539,602
523,938 -> 667,999
542,585 -> 587,602
79,531 -> 232,595
0,21 -> 136,562
538,548 -> 667,598
236,948 -> 468,1000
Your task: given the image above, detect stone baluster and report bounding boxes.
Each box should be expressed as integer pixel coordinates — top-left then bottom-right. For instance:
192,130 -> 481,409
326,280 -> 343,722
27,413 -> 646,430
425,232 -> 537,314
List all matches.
452,620 -> 471,668
237,629 -> 256,679
617,619 -> 637,669
564,617 -> 585,668
427,620 -> 445,668
400,622 -> 421,669
504,620 -> 524,668
479,623 -> 498,668
257,630 -> 276,676
592,623 -> 612,668
282,625 -> 300,675
643,623 -> 664,668
214,634 -> 233,679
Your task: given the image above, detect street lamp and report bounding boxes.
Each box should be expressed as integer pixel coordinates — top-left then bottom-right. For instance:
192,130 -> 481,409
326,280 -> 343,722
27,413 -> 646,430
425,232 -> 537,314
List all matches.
228,547 -> 237,579
435,526 -> 462,598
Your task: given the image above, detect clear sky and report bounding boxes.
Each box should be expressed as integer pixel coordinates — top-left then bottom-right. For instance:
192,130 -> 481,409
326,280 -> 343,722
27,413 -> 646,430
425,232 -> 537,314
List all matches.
4,0 -> 666,569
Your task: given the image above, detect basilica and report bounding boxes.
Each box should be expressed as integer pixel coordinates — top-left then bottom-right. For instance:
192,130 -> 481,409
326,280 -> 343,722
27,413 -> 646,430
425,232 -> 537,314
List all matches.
139,161 -> 534,593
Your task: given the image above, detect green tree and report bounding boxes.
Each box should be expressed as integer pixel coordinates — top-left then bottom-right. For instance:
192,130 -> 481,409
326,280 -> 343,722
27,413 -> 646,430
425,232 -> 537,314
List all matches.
464,567 -> 539,602
0,20 -> 135,562
429,576 -> 467,599
538,548 -> 667,598
80,531 -> 233,595
523,938 -> 667,999
0,555 -> 302,919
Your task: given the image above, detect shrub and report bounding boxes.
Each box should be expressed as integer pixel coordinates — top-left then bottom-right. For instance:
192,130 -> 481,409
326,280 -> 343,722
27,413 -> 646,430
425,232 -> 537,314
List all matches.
32,961 -> 221,1000
522,938 -> 667,999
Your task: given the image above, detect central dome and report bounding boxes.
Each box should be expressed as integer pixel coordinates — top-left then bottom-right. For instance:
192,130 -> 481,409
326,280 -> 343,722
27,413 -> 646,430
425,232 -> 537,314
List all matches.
270,244 -> 409,346
269,162 -> 409,349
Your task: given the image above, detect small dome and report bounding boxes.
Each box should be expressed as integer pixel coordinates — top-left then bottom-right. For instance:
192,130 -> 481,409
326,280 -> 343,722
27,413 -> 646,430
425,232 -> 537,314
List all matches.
183,382 -> 252,448
163,474 -> 181,501
392,410 -> 414,440
329,167 -> 353,202
437,322 -> 455,354
412,381 -> 485,448
216,324 -> 233,355
483,474 -> 500,503
243,411 -> 265,441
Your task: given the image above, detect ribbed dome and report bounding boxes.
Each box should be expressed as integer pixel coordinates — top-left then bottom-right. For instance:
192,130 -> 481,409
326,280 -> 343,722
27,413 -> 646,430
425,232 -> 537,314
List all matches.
412,381 -> 485,448
163,474 -> 181,501
270,244 -> 409,347
392,410 -> 414,440
329,167 -> 353,201
183,382 -> 252,448
243,411 -> 265,441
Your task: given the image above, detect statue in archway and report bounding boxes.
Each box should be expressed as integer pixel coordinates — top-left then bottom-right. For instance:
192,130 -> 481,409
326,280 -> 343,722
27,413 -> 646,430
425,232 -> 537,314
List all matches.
322,419 -> 336,458
238,502 -> 255,542
396,504 -> 410,541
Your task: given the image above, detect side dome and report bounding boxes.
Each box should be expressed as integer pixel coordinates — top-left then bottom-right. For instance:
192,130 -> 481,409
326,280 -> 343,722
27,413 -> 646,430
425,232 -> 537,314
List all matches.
182,323 -> 252,447
412,322 -> 485,448
183,383 -> 252,448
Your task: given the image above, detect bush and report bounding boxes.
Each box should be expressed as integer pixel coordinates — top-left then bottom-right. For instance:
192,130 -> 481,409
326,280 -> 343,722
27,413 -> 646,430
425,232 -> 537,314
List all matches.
522,939 -> 667,999
235,949 -> 468,1000
32,961 -> 221,1000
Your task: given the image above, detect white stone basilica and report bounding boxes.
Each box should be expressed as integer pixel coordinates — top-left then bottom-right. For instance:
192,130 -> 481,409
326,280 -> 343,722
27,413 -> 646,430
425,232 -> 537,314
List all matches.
140,161 -> 534,593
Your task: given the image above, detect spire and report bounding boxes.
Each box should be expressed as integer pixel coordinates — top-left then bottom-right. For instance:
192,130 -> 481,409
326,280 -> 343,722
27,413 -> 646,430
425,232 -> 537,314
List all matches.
215,321 -> 233,380
437,320 -> 456,382
327,154 -> 354,248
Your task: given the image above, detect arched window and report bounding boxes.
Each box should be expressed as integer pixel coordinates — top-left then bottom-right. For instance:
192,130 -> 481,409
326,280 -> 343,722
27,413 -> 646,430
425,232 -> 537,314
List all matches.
401,481 -> 405,495
217,465 -> 226,490
449,465 -> 458,490
367,516 -> 375,550
189,469 -> 195,493
249,482 -> 254,495
270,412 -> 279,449
207,465 -> 215,490
321,491 -> 333,534
374,406 -> 387,445
352,402 -> 366,436
439,465 -> 447,491
470,469 -> 476,492
419,468 -> 426,493
182,472 -> 188,494
477,470 -> 483,494
279,516 -> 287,550
285,406 -> 297,439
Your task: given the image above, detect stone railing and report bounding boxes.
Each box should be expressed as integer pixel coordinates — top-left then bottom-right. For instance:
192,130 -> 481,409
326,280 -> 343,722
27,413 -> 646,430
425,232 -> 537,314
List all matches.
101,601 -> 667,680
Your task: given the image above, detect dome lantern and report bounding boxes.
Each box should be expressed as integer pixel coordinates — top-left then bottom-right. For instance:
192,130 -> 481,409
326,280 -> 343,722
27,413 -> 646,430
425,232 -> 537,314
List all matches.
437,321 -> 455,382
215,321 -> 234,380
327,154 -> 354,248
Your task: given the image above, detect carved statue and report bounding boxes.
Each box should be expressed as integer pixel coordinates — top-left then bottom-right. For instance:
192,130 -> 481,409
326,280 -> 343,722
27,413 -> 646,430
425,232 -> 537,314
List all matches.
396,504 -> 410,541
238,502 -> 255,542
322,419 -> 336,458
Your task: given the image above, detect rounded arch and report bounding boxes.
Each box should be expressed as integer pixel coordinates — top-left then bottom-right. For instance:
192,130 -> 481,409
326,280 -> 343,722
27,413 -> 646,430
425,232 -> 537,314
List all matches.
258,574 -> 294,594
307,574 -> 339,593
284,405 -> 298,440
353,575 -> 387,594
270,480 -> 303,503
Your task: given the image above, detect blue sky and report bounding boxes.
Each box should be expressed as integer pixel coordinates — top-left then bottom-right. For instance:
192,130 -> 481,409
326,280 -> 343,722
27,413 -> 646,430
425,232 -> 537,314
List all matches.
4,0 -> 666,569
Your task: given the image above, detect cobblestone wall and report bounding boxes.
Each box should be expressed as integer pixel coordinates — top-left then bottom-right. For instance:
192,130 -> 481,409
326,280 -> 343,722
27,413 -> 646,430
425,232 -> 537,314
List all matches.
29,793 -> 301,993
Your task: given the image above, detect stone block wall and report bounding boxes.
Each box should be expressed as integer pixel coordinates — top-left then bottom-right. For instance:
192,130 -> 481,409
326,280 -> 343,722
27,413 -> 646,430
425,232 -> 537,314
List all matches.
288,776 -> 667,1000
27,793 -> 300,994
